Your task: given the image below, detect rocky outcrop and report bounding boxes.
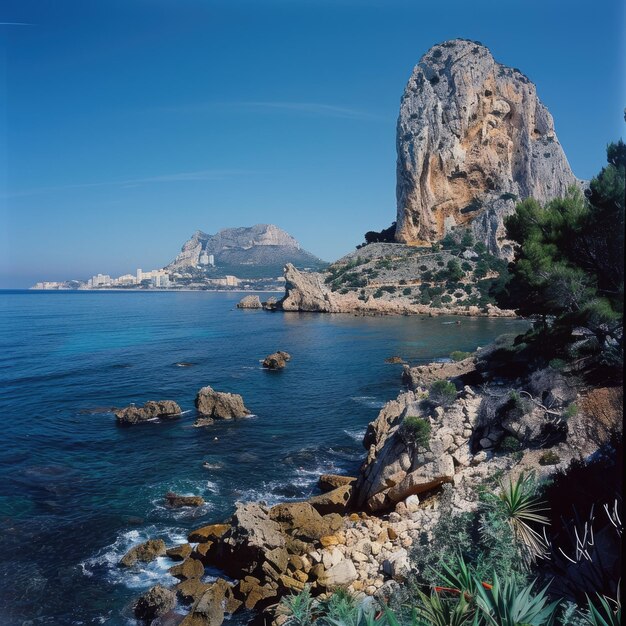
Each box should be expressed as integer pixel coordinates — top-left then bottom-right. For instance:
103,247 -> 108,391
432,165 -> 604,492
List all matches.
318,474 -> 357,493
134,584 -> 177,622
194,386 -> 251,420
395,39 -> 577,255
114,400 -> 181,425
119,539 -> 167,567
262,351 -> 291,369
237,295 -> 263,309
279,263 -> 516,317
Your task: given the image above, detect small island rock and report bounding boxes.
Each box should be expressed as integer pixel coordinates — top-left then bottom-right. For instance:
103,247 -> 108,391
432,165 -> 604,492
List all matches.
115,400 -> 181,425
237,295 -> 262,309
262,351 -> 291,370
194,386 -> 251,419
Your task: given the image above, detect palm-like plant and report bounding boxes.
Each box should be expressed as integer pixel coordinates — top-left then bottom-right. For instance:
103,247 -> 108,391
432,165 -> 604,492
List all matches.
473,573 -> 560,626
497,472 -> 550,564
280,585 -> 315,626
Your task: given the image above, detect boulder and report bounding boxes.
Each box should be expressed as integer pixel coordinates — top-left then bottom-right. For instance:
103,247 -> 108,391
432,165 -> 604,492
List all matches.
317,559 -> 357,587
188,523 -> 230,543
308,485 -> 353,515
169,558 -> 205,581
269,501 -> 341,541
216,503 -> 288,579
167,544 -> 193,561
120,538 -> 166,567
115,400 -> 181,425
134,584 -> 177,622
180,584 -> 226,626
237,295 -> 262,309
236,576 -> 279,611
176,578 -> 212,605
194,386 -> 250,419
262,351 -> 291,369
165,492 -> 205,508
385,356 -> 405,364
318,474 -> 357,493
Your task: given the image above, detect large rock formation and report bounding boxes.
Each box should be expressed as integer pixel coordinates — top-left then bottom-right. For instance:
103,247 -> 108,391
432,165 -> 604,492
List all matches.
114,400 -> 181,425
395,39 -> 577,255
167,224 -> 325,272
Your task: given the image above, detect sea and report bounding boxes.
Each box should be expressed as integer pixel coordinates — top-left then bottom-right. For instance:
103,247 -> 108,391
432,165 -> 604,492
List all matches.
0,290 -> 527,624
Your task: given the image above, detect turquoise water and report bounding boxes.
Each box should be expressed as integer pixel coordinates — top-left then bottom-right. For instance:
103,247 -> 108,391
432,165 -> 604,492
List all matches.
0,290 -> 526,624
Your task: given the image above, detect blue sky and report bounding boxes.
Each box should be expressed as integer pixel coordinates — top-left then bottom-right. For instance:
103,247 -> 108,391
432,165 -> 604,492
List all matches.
1,0 -> 624,287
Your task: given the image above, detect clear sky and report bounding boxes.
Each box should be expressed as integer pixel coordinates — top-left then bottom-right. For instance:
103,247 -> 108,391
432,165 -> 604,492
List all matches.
1,0 -> 624,287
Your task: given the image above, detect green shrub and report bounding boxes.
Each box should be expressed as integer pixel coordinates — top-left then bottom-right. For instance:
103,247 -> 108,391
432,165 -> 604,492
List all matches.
429,380 -> 457,407
450,350 -> 471,362
447,259 -> 465,281
562,403 -> 578,419
419,264 -> 428,271
539,450 -> 561,465
500,435 -> 522,453
441,294 -> 453,303
402,287 -> 411,296
400,415 -> 431,449
461,261 -> 473,272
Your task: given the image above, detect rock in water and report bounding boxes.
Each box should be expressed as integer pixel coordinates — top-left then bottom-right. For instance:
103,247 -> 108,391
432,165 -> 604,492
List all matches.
120,539 -> 166,567
134,584 -> 177,622
194,386 -> 251,419
165,492 -> 205,508
114,400 -> 181,425
262,351 -> 291,369
395,39 -> 577,256
237,295 -> 262,309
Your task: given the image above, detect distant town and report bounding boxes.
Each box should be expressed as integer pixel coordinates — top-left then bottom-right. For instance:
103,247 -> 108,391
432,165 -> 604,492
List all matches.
32,258 -> 287,292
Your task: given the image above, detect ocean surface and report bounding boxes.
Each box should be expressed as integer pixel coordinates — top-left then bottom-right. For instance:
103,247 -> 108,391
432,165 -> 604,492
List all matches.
0,290 -> 527,624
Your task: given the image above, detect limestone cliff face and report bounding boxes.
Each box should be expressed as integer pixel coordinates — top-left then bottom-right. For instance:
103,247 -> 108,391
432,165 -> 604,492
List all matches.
395,39 -> 577,255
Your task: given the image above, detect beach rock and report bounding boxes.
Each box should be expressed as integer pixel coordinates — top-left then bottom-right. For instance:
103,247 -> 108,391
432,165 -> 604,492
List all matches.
180,582 -> 230,626
262,297 -> 279,311
194,386 -> 250,419
395,39 -> 577,256
120,538 -> 166,567
134,584 -> 177,622
308,485 -> 353,515
167,544 -> 193,561
169,558 -> 205,581
236,576 -> 278,611
165,492 -> 205,508
237,295 -> 262,309
317,559 -> 357,587
318,474 -> 357,493
115,400 -> 181,425
262,351 -> 291,369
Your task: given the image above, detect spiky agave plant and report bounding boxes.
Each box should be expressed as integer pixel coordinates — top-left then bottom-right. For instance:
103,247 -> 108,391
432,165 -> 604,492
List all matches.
584,592 -> 621,626
280,585 -> 315,626
497,472 -> 550,564
473,573 -> 560,626
412,590 -> 476,626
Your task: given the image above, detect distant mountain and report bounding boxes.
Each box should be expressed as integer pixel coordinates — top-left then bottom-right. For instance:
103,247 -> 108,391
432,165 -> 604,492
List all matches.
166,224 -> 327,277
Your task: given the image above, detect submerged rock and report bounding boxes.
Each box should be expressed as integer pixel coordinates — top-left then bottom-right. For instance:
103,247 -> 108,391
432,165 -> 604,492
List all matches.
165,492 -> 205,508
194,386 -> 251,420
115,400 -> 181,425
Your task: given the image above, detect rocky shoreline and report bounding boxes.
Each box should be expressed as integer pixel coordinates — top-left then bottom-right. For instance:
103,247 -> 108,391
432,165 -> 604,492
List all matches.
123,339 -> 621,625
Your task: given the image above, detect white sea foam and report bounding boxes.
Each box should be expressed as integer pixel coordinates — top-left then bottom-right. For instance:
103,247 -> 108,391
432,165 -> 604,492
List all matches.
80,525 -> 187,590
344,427 -> 366,442
349,396 -> 385,408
